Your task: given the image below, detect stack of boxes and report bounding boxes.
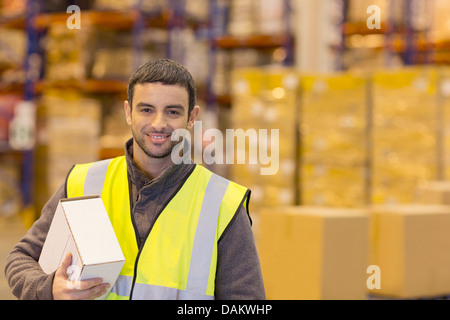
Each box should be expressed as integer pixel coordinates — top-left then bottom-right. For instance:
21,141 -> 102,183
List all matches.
227,0 -> 288,37
440,67 -> 450,180
371,68 -> 439,204
0,95 -> 21,149
211,0 -> 292,104
415,181 -> 450,205
101,99 -> 130,152
258,206 -> 369,300
369,204 -> 450,298
233,68 -> 440,209
35,91 -> 101,207
45,24 -> 90,83
431,0 -> 450,44
299,73 -> 368,207
433,0 -> 450,64
0,96 -> 24,217
227,0 -> 255,37
369,68 -> 450,298
360,67 -> 450,299
0,27 -> 26,88
232,65 -> 450,299
347,0 -> 391,23
230,67 -> 299,213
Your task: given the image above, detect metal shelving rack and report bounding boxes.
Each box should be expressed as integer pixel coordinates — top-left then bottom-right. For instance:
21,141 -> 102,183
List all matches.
20,0 -> 40,219
1,0 -> 295,221
339,0 -> 436,69
207,0 -> 295,109
334,0 -> 449,206
0,0 -> 41,221
2,0 -> 216,219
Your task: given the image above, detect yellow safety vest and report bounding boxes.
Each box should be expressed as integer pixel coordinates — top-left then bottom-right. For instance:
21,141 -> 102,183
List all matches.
66,156 -> 249,300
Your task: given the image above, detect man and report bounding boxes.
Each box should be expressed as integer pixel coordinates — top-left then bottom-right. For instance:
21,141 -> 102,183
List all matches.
5,59 -> 266,300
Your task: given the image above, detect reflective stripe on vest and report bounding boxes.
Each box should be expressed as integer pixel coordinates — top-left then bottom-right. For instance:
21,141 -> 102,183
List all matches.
110,275 -> 213,299
82,159 -> 113,196
66,156 -> 249,300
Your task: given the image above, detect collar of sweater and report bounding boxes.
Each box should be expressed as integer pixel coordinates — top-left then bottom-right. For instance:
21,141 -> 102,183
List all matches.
124,138 -> 195,192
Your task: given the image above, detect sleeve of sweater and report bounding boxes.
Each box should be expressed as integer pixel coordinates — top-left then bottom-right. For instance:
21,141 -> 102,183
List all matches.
215,203 -> 266,300
4,183 -> 66,300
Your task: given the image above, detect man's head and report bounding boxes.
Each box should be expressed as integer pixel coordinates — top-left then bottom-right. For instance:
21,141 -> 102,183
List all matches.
124,59 -> 199,165
127,59 -> 197,116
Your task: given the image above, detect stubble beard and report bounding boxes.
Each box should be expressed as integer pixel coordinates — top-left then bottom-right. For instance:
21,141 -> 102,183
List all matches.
132,127 -> 177,159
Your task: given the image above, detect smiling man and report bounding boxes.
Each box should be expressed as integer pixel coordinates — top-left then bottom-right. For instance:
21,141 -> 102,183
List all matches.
5,59 -> 266,300
125,81 -> 198,177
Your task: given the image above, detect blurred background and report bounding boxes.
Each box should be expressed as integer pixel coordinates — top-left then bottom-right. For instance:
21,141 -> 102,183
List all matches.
2,0 -> 450,300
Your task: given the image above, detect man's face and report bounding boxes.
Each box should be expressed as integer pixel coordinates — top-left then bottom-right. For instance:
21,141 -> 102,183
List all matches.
125,82 -> 197,161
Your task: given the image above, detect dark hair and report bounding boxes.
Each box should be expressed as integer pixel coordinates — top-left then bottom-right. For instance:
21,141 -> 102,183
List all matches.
127,59 -> 197,114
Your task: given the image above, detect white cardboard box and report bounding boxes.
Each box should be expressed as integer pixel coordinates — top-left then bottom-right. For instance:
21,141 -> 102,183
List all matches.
39,196 -> 125,300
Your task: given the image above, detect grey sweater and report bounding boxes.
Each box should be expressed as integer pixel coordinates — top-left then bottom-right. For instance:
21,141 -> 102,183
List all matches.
5,139 -> 265,300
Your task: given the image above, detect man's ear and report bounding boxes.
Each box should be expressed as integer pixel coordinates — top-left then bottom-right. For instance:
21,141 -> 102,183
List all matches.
124,100 -> 132,125
187,105 -> 200,130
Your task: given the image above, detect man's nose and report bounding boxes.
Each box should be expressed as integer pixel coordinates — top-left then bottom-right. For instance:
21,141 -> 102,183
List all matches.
151,112 -> 167,131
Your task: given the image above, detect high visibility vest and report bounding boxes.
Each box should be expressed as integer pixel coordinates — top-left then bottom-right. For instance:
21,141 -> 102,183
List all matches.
66,156 -> 249,300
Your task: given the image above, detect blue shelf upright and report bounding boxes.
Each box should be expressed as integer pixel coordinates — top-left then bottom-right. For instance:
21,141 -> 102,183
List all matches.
20,0 -> 40,217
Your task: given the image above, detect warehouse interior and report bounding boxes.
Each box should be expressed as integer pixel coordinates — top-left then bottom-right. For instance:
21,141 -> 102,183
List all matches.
2,0 -> 450,300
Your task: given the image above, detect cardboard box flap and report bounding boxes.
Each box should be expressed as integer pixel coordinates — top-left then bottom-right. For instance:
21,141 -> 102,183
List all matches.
61,197 -> 125,265
280,205 -> 369,218
371,204 -> 450,215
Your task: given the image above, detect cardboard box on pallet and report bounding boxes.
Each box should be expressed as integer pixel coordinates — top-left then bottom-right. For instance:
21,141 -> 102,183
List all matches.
258,206 -> 369,300
39,196 -> 125,300
415,181 -> 450,205
369,204 -> 450,298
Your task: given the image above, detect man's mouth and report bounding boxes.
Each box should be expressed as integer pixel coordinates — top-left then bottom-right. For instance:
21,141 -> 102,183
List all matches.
146,133 -> 172,143
149,134 -> 170,139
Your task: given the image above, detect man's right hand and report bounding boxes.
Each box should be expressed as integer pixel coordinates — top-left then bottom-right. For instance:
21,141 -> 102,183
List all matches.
52,252 -> 110,300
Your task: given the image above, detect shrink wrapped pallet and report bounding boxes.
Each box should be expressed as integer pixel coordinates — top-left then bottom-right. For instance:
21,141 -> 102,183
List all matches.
299,73 -> 368,207
439,67 -> 450,180
230,67 -> 299,212
371,67 -> 439,204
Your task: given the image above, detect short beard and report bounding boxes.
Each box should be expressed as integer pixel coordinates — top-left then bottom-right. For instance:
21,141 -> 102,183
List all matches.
132,128 -> 176,159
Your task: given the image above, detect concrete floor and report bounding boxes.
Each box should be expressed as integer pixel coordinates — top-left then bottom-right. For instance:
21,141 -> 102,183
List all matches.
0,215 -> 28,300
